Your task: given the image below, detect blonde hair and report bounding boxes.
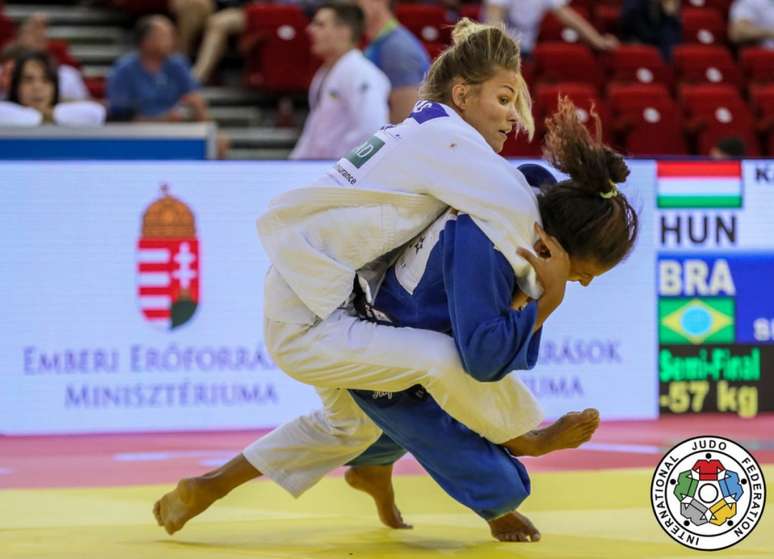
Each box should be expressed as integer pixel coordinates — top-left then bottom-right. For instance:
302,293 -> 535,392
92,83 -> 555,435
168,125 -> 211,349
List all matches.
419,18 -> 534,139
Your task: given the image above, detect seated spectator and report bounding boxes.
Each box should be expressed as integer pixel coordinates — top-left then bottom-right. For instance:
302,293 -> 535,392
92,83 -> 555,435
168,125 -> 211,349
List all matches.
4,13 -> 89,101
169,0 -> 217,58
710,136 -> 746,158
358,0 -> 430,123
729,0 -> 774,49
173,0 -> 251,84
621,0 -> 682,60
107,15 -> 210,122
0,51 -> 104,126
290,2 -> 389,159
484,0 -> 619,56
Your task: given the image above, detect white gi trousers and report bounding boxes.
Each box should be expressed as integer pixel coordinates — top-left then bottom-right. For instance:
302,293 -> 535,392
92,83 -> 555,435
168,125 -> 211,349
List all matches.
243,268 -> 543,497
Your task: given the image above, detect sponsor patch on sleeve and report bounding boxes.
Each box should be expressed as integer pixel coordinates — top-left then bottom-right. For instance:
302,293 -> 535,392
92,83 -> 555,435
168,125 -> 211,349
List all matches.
344,135 -> 385,169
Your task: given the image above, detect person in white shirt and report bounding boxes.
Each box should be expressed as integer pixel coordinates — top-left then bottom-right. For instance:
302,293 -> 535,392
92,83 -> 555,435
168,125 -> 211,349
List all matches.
0,51 -> 104,126
484,0 -> 619,55
289,2 -> 390,160
729,0 -> 774,49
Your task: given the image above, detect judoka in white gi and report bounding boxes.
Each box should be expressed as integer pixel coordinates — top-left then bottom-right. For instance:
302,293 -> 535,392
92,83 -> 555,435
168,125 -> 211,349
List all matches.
154,19 -> 639,542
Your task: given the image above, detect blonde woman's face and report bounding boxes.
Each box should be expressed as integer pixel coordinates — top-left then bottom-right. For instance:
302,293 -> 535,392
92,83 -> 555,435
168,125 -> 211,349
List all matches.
454,67 -> 522,153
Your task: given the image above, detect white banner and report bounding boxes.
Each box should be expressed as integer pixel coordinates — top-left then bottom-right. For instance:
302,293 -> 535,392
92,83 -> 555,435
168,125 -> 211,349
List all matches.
1,160 -> 658,434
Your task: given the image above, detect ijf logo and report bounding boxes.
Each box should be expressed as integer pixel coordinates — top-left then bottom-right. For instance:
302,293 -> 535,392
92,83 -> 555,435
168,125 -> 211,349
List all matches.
651,436 -> 766,551
137,185 -> 200,329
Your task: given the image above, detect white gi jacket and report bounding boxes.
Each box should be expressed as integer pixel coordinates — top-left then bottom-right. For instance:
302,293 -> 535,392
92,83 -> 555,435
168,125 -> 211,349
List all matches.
259,100 -> 544,321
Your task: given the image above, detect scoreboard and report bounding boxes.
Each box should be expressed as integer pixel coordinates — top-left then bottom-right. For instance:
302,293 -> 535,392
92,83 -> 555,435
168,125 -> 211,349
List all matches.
656,161 -> 774,418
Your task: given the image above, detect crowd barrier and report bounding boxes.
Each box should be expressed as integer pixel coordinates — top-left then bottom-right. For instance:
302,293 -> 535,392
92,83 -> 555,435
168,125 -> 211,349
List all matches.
0,123 -> 217,160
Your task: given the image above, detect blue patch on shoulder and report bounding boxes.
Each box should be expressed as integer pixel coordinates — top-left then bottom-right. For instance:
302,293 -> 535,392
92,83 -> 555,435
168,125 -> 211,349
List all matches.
411,101 -> 448,124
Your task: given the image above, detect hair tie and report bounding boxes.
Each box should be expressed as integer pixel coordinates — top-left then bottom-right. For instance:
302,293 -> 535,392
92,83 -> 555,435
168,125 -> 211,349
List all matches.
600,179 -> 618,199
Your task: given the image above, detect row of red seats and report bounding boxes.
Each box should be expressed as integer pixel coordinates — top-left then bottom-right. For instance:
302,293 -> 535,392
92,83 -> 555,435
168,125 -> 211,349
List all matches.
527,42 -> 774,92
541,5 -> 732,46
501,82 -> 774,157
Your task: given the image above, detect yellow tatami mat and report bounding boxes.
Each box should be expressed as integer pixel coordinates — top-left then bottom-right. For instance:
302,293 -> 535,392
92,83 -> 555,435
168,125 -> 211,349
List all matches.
1,468 -> 771,559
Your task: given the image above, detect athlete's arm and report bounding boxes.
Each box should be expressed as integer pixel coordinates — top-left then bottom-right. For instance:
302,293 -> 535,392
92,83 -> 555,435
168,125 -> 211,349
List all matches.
443,215 -> 542,382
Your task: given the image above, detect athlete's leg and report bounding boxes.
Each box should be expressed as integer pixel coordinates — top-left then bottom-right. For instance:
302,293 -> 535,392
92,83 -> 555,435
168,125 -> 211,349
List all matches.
349,387 -> 541,542
153,386 -> 382,534
264,267 -> 542,445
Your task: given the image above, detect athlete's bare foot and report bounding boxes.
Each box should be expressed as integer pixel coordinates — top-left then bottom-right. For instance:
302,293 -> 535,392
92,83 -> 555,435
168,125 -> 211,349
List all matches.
153,454 -> 260,535
153,477 -> 222,535
489,510 -> 541,542
505,408 -> 600,457
345,464 -> 412,529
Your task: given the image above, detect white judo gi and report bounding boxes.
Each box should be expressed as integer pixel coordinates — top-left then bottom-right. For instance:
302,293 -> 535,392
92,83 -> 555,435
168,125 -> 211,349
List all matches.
245,101 -> 547,496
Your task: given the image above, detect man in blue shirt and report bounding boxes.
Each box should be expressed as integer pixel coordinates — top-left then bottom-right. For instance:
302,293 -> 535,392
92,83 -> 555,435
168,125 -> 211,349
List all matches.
358,0 -> 430,123
107,15 -> 210,122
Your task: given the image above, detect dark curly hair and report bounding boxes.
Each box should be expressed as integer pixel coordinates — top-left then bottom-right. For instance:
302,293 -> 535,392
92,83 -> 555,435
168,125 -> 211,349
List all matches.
538,96 -> 639,268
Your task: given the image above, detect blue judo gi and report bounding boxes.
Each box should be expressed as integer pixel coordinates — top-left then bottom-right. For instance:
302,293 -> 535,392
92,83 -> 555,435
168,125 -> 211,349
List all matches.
347,164 -> 557,520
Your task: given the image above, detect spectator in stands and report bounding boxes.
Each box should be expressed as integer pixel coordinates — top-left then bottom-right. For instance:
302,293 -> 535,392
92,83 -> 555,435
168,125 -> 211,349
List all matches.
729,0 -> 774,49
3,13 -> 90,101
107,15 -> 210,122
484,0 -> 619,56
357,0 -> 430,123
173,0 -> 251,84
290,2 -> 389,159
0,51 -> 105,126
710,136 -> 746,158
169,0 -> 217,58
620,1 -> 682,60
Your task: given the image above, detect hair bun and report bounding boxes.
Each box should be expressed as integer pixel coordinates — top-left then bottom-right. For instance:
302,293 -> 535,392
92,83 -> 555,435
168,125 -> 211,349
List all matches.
451,17 -> 489,45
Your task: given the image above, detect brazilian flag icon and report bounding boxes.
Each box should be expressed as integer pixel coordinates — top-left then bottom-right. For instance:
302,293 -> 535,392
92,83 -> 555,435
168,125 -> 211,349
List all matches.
658,297 -> 735,345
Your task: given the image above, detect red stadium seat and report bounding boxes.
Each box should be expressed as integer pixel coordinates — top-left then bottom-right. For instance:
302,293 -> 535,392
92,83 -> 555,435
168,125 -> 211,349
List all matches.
536,82 -> 612,141
533,42 -> 602,89
604,44 -> 672,87
607,85 -> 686,155
594,4 -> 621,37
673,44 -> 742,87
500,129 -> 543,158
568,0 -> 593,10
683,0 -> 733,19
538,7 -> 590,44
459,4 -> 482,22
607,82 -> 672,110
47,40 -> 80,69
681,7 -> 727,45
679,84 -> 759,155
0,12 -> 14,51
395,5 -> 451,48
242,5 -> 314,93
740,48 -> 774,85
678,82 -> 741,105
750,84 -> 774,155
84,76 -> 105,99
750,84 -> 774,117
